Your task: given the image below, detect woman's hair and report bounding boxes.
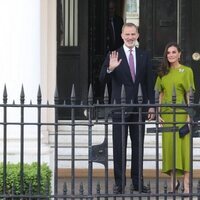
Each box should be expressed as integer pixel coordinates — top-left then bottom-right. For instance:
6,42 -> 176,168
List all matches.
157,42 -> 182,77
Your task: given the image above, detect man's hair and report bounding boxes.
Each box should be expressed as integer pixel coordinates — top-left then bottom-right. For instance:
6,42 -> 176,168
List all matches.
122,23 -> 138,32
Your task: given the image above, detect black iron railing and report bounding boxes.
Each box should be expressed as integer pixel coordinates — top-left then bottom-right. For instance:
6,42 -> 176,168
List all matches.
0,84 -> 200,199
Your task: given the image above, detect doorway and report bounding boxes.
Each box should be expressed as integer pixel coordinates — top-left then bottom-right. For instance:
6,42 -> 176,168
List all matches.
56,0 -> 89,119
56,0 -> 199,119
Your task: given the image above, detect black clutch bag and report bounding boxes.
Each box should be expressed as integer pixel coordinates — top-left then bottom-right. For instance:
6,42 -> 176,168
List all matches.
179,124 -> 190,138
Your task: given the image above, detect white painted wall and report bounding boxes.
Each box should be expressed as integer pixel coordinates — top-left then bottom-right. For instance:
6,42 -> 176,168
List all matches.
0,0 -> 57,165
0,0 -> 40,103
0,0 -> 56,102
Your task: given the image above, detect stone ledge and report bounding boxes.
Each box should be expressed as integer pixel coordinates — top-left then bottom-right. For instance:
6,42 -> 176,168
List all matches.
58,168 -> 200,179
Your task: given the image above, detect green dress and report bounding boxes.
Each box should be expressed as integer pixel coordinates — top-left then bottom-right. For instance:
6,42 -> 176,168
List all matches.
155,65 -> 195,176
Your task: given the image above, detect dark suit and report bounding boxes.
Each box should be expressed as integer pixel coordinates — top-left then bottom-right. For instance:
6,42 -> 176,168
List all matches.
99,46 -> 155,190
107,15 -> 124,51
105,15 -> 124,101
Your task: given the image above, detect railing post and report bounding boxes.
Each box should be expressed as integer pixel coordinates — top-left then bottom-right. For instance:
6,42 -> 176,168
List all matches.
120,84 -> 126,194
172,85 -> 177,197
3,84 -> 8,195
54,86 -> 59,197
88,84 -> 93,197
20,85 -> 25,195
103,84 -> 109,195
137,84 -> 143,197
155,89 -> 160,197
70,84 -> 76,195
37,85 -> 42,195
189,86 -> 194,198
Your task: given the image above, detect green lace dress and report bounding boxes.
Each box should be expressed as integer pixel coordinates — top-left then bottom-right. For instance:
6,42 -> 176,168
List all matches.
155,65 -> 195,176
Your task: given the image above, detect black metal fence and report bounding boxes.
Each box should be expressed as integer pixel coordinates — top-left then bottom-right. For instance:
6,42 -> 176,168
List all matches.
0,84 -> 200,199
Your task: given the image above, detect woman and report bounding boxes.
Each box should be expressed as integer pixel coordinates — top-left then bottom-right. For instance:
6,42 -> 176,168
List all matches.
155,42 -> 195,193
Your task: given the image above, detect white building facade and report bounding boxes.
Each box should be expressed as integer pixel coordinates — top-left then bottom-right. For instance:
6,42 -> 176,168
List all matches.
0,0 -> 199,179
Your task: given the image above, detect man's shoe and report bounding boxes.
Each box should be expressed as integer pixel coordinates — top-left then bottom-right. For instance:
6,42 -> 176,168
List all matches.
114,185 -> 122,194
133,185 -> 148,193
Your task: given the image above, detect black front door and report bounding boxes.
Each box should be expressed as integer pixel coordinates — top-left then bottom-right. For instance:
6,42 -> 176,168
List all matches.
190,0 -> 200,103
140,0 -> 177,71
88,0 -> 108,103
190,0 -> 200,123
57,0 -> 89,119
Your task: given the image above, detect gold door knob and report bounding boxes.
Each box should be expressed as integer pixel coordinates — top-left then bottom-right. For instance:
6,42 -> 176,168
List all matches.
192,52 -> 200,61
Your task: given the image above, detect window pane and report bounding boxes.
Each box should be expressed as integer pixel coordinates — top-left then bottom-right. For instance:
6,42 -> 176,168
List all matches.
59,0 -> 78,46
125,0 -> 139,26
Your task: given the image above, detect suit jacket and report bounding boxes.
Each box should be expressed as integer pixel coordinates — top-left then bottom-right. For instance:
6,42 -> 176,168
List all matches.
107,15 -> 124,51
99,46 -> 155,105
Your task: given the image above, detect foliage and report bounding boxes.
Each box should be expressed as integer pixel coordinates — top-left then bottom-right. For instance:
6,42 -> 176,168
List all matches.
0,162 -> 51,198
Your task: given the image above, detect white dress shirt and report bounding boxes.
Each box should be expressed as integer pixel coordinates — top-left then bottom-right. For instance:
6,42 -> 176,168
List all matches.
123,45 -> 137,75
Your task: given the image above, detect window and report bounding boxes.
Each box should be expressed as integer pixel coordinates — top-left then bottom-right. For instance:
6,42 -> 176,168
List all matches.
58,0 -> 78,46
124,0 -> 139,26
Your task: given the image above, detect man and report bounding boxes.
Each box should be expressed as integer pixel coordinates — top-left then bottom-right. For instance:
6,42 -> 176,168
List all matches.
105,0 -> 124,102
99,23 -> 155,193
107,0 -> 124,51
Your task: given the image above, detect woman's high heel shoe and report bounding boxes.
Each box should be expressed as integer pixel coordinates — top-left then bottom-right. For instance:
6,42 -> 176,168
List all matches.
168,180 -> 180,193
175,180 -> 180,191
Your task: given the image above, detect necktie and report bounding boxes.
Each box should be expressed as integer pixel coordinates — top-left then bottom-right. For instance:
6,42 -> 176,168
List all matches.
110,19 -> 115,43
129,49 -> 135,81
109,18 -> 115,47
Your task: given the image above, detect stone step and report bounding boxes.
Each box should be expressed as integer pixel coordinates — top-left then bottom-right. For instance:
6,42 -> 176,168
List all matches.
48,121 -> 200,169
0,138 -> 51,164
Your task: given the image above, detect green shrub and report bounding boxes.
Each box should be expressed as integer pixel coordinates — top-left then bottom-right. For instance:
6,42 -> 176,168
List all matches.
0,162 -> 51,197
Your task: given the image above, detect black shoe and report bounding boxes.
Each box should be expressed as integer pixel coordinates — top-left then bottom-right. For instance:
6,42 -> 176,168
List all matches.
133,185 -> 148,193
175,180 -> 180,191
114,185 -> 122,194
168,180 -> 180,193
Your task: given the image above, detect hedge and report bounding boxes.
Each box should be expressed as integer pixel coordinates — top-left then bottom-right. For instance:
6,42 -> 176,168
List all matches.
0,162 -> 51,197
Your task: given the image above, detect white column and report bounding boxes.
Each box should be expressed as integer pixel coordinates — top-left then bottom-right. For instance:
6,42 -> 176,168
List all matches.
0,0 -> 57,165
40,0 -> 57,138
0,0 -> 40,102
40,0 -> 57,103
